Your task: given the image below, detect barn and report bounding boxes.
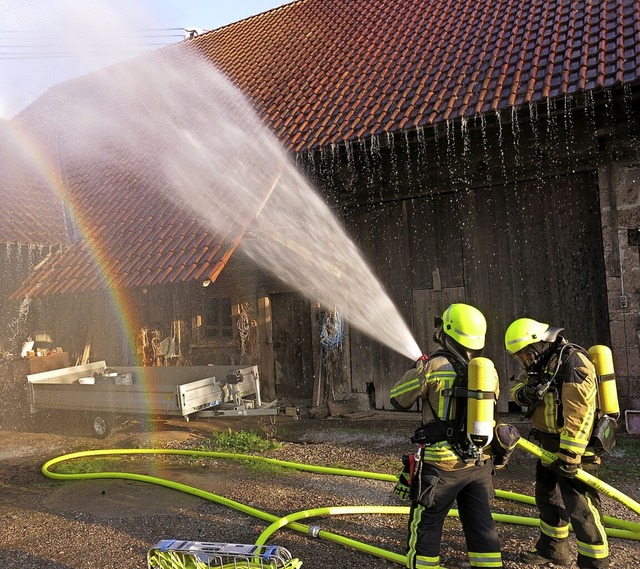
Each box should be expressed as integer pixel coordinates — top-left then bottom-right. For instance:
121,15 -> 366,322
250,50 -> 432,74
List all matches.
2,0 -> 639,415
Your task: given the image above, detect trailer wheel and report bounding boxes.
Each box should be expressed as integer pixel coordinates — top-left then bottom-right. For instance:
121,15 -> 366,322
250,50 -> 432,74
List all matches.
259,416 -> 277,437
91,414 -> 111,439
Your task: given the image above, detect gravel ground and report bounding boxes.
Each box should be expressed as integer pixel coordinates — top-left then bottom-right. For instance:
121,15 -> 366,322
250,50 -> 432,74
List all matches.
0,412 -> 639,569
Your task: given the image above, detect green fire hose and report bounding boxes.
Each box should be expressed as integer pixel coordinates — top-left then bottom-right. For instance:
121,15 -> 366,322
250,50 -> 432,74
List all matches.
517,437 -> 640,517
42,442 -> 640,567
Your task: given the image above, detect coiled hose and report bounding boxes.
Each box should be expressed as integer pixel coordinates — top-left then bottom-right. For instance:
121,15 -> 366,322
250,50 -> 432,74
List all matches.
42,443 -> 640,567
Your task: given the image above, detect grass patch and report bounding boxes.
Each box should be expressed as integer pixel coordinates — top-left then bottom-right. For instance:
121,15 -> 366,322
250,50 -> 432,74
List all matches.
53,457 -> 123,474
194,429 -> 290,477
597,435 -> 640,480
243,459 -> 293,477
202,428 -> 281,454
613,436 -> 640,458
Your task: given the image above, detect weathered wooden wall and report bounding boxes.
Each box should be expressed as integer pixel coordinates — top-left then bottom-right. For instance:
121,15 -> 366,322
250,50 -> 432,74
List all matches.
341,171 -> 608,411
301,93 -> 629,412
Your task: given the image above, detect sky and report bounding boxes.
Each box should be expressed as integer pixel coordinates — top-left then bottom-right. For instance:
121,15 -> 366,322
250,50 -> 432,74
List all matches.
0,0 -> 295,118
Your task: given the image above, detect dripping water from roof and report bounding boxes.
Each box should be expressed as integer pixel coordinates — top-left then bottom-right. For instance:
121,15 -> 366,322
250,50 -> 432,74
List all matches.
546,97 -> 560,170
584,91 -> 598,143
386,132 -> 399,195
479,114 -> 492,184
460,116 -> 471,187
494,109 -> 510,183
511,106 -> 522,171
528,101 -> 547,197
563,95 -> 577,172
344,140 -> 355,173
415,125 -> 428,186
445,119 -> 456,184
358,138 -> 371,191
529,100 -> 541,176
369,135 -> 385,203
403,130 -> 413,187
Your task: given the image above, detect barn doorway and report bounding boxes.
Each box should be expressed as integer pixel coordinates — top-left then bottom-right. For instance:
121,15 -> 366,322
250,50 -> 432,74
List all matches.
407,171 -> 609,410
270,292 -> 315,403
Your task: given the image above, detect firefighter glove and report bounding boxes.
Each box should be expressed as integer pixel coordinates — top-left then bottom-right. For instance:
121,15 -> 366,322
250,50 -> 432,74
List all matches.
393,454 -> 414,500
520,385 -> 540,406
491,423 -> 521,470
550,458 -> 578,478
414,354 -> 429,371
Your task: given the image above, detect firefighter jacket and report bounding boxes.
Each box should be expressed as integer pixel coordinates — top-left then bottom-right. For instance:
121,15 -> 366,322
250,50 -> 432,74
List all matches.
511,339 -> 598,465
390,352 -> 500,471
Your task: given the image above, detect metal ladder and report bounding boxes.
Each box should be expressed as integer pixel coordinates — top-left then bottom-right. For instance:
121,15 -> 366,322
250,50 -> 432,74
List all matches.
147,540 -> 300,568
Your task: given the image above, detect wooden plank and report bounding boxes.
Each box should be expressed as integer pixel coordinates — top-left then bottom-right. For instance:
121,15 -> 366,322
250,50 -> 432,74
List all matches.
347,200 -> 415,408
482,187 -> 516,408
463,188 -> 511,410
473,172 -> 607,409
79,337 -> 91,365
407,197 -> 436,289
407,194 -> 464,289
257,296 -> 275,401
412,288 -> 466,356
437,194 -> 465,288
310,304 -> 323,408
270,292 -> 314,401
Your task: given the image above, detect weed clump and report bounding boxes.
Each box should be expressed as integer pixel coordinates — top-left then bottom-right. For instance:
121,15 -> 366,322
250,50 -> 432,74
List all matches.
206,428 -> 280,454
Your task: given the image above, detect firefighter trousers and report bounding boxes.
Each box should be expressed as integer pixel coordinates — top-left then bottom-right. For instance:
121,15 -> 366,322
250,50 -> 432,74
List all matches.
406,459 -> 502,568
534,459 -> 609,569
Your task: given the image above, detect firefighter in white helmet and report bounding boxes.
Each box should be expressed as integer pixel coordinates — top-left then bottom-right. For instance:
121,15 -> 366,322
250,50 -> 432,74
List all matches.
505,317 -> 608,568
390,303 -> 504,569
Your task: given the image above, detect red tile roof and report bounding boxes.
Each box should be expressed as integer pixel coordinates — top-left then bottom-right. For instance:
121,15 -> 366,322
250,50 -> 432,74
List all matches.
188,0 -> 640,152
9,0 -> 640,297
0,120 -> 69,245
10,149 -> 246,298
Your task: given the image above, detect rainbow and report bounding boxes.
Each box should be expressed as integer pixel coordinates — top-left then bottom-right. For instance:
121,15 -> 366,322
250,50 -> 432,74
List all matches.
3,117 -> 161,416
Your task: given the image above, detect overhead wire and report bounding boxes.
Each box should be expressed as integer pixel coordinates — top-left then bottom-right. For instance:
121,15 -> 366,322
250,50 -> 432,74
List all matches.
0,27 -> 201,60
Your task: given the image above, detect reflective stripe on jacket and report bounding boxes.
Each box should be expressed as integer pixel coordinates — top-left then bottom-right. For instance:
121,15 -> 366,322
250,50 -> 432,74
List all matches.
511,343 -> 597,463
390,353 -> 499,469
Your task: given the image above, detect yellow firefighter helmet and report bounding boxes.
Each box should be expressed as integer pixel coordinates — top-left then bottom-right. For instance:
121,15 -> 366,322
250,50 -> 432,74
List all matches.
504,317 -> 561,354
442,303 -> 486,351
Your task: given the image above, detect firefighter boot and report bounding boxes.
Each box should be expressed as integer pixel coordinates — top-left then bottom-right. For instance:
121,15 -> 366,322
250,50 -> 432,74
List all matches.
520,549 -> 572,566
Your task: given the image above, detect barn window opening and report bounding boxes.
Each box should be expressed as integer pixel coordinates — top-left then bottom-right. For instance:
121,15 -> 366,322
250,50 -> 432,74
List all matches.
192,297 -> 233,339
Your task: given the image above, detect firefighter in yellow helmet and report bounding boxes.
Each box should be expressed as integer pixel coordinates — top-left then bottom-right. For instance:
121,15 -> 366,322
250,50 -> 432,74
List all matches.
390,303 -> 503,569
505,317 -> 608,568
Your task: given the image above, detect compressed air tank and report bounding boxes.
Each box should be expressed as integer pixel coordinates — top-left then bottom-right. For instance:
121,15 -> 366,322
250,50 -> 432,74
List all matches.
588,345 -> 620,417
467,357 -> 497,449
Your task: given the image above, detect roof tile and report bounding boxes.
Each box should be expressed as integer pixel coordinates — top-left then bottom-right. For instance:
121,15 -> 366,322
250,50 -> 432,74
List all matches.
10,0 -> 640,296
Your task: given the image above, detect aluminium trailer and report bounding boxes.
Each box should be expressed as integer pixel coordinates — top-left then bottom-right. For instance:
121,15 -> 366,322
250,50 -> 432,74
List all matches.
27,361 -> 285,438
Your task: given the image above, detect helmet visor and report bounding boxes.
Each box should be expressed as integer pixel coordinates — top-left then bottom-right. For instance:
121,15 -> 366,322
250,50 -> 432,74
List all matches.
512,346 -> 538,369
